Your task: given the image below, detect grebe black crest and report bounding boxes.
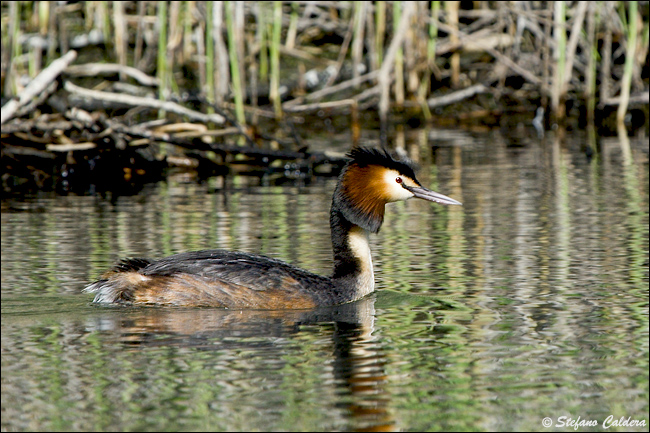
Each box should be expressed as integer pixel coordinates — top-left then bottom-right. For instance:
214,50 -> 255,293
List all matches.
84,146 -> 461,309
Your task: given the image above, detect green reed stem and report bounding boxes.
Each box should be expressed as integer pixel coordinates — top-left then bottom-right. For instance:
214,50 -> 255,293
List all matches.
393,1 -> 404,105
285,1 -> 298,49
205,1 -> 216,111
375,1 -> 385,67
157,0 -> 169,114
429,1 -> 439,63
585,2 -> 598,125
225,1 -> 245,126
257,4 -> 268,82
552,0 -> 566,120
617,1 -> 638,126
352,1 -> 366,81
183,1 -> 193,63
38,1 -> 49,35
100,1 -> 110,52
7,0 -> 21,95
270,1 -> 282,119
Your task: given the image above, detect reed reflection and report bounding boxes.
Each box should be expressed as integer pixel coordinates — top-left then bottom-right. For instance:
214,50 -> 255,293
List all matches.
84,295 -> 398,431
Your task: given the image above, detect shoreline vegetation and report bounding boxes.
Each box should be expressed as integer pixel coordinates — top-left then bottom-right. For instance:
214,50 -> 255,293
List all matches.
1,1 -> 648,194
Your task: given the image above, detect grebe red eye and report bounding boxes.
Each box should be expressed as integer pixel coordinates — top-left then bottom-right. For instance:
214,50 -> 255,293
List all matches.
396,177 -> 402,184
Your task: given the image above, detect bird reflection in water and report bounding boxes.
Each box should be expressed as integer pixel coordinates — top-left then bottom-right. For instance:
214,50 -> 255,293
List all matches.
85,295 -> 398,431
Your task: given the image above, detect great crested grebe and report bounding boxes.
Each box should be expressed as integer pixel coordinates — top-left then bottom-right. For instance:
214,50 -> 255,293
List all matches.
84,147 -> 461,309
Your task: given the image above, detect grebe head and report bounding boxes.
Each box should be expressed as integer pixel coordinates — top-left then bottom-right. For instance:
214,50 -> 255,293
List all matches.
333,147 -> 462,233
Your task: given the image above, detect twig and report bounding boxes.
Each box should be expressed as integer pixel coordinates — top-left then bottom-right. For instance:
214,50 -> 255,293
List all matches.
427,84 -> 489,108
1,50 -> 77,125
2,144 -> 55,159
65,63 -> 159,86
323,5 -> 355,88
434,19 -> 542,86
283,98 -> 356,113
0,117 -> 72,134
562,1 -> 588,94
283,70 -> 379,107
602,91 -> 649,107
64,81 -> 226,124
279,46 -> 337,66
46,142 -> 97,152
617,1 -> 638,126
378,2 -> 415,123
14,81 -> 58,119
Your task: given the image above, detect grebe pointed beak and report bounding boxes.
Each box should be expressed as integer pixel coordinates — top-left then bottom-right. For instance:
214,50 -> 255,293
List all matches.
403,185 -> 462,206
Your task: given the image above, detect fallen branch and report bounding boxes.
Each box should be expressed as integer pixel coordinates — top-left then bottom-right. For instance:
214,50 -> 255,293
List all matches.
46,142 -> 97,152
601,91 -> 649,107
1,50 -> 77,125
283,98 -> 357,113
65,63 -> 159,86
64,81 -> 226,124
434,19 -> 542,87
13,81 -> 59,120
283,70 -> 379,107
427,83 -> 489,108
2,144 -> 55,159
0,117 -> 73,134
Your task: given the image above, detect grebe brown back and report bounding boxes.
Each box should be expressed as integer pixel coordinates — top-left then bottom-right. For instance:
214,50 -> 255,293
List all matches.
83,147 -> 462,309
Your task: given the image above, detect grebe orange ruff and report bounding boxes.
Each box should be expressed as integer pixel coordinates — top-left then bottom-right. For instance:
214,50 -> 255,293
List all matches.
84,147 -> 461,309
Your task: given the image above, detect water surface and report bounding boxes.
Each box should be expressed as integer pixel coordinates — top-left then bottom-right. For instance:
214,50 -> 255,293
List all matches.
2,128 -> 648,432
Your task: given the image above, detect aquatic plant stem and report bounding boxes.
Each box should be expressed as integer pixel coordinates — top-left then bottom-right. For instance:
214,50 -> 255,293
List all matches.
225,1 -> 246,127
205,1 -> 215,108
392,1 -> 404,106
552,0 -> 566,121
446,1 -> 460,88
157,0 -> 169,112
617,1 -> 638,127
270,1 -> 283,119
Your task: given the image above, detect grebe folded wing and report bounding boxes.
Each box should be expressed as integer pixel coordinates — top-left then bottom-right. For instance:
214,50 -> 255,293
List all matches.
84,250 -> 334,309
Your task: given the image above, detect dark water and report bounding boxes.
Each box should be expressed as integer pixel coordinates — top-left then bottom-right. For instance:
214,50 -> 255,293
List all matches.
2,127 -> 648,432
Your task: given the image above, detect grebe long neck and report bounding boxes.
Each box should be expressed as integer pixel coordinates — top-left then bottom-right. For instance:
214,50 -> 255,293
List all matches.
330,208 -> 375,298
329,165 -> 386,299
